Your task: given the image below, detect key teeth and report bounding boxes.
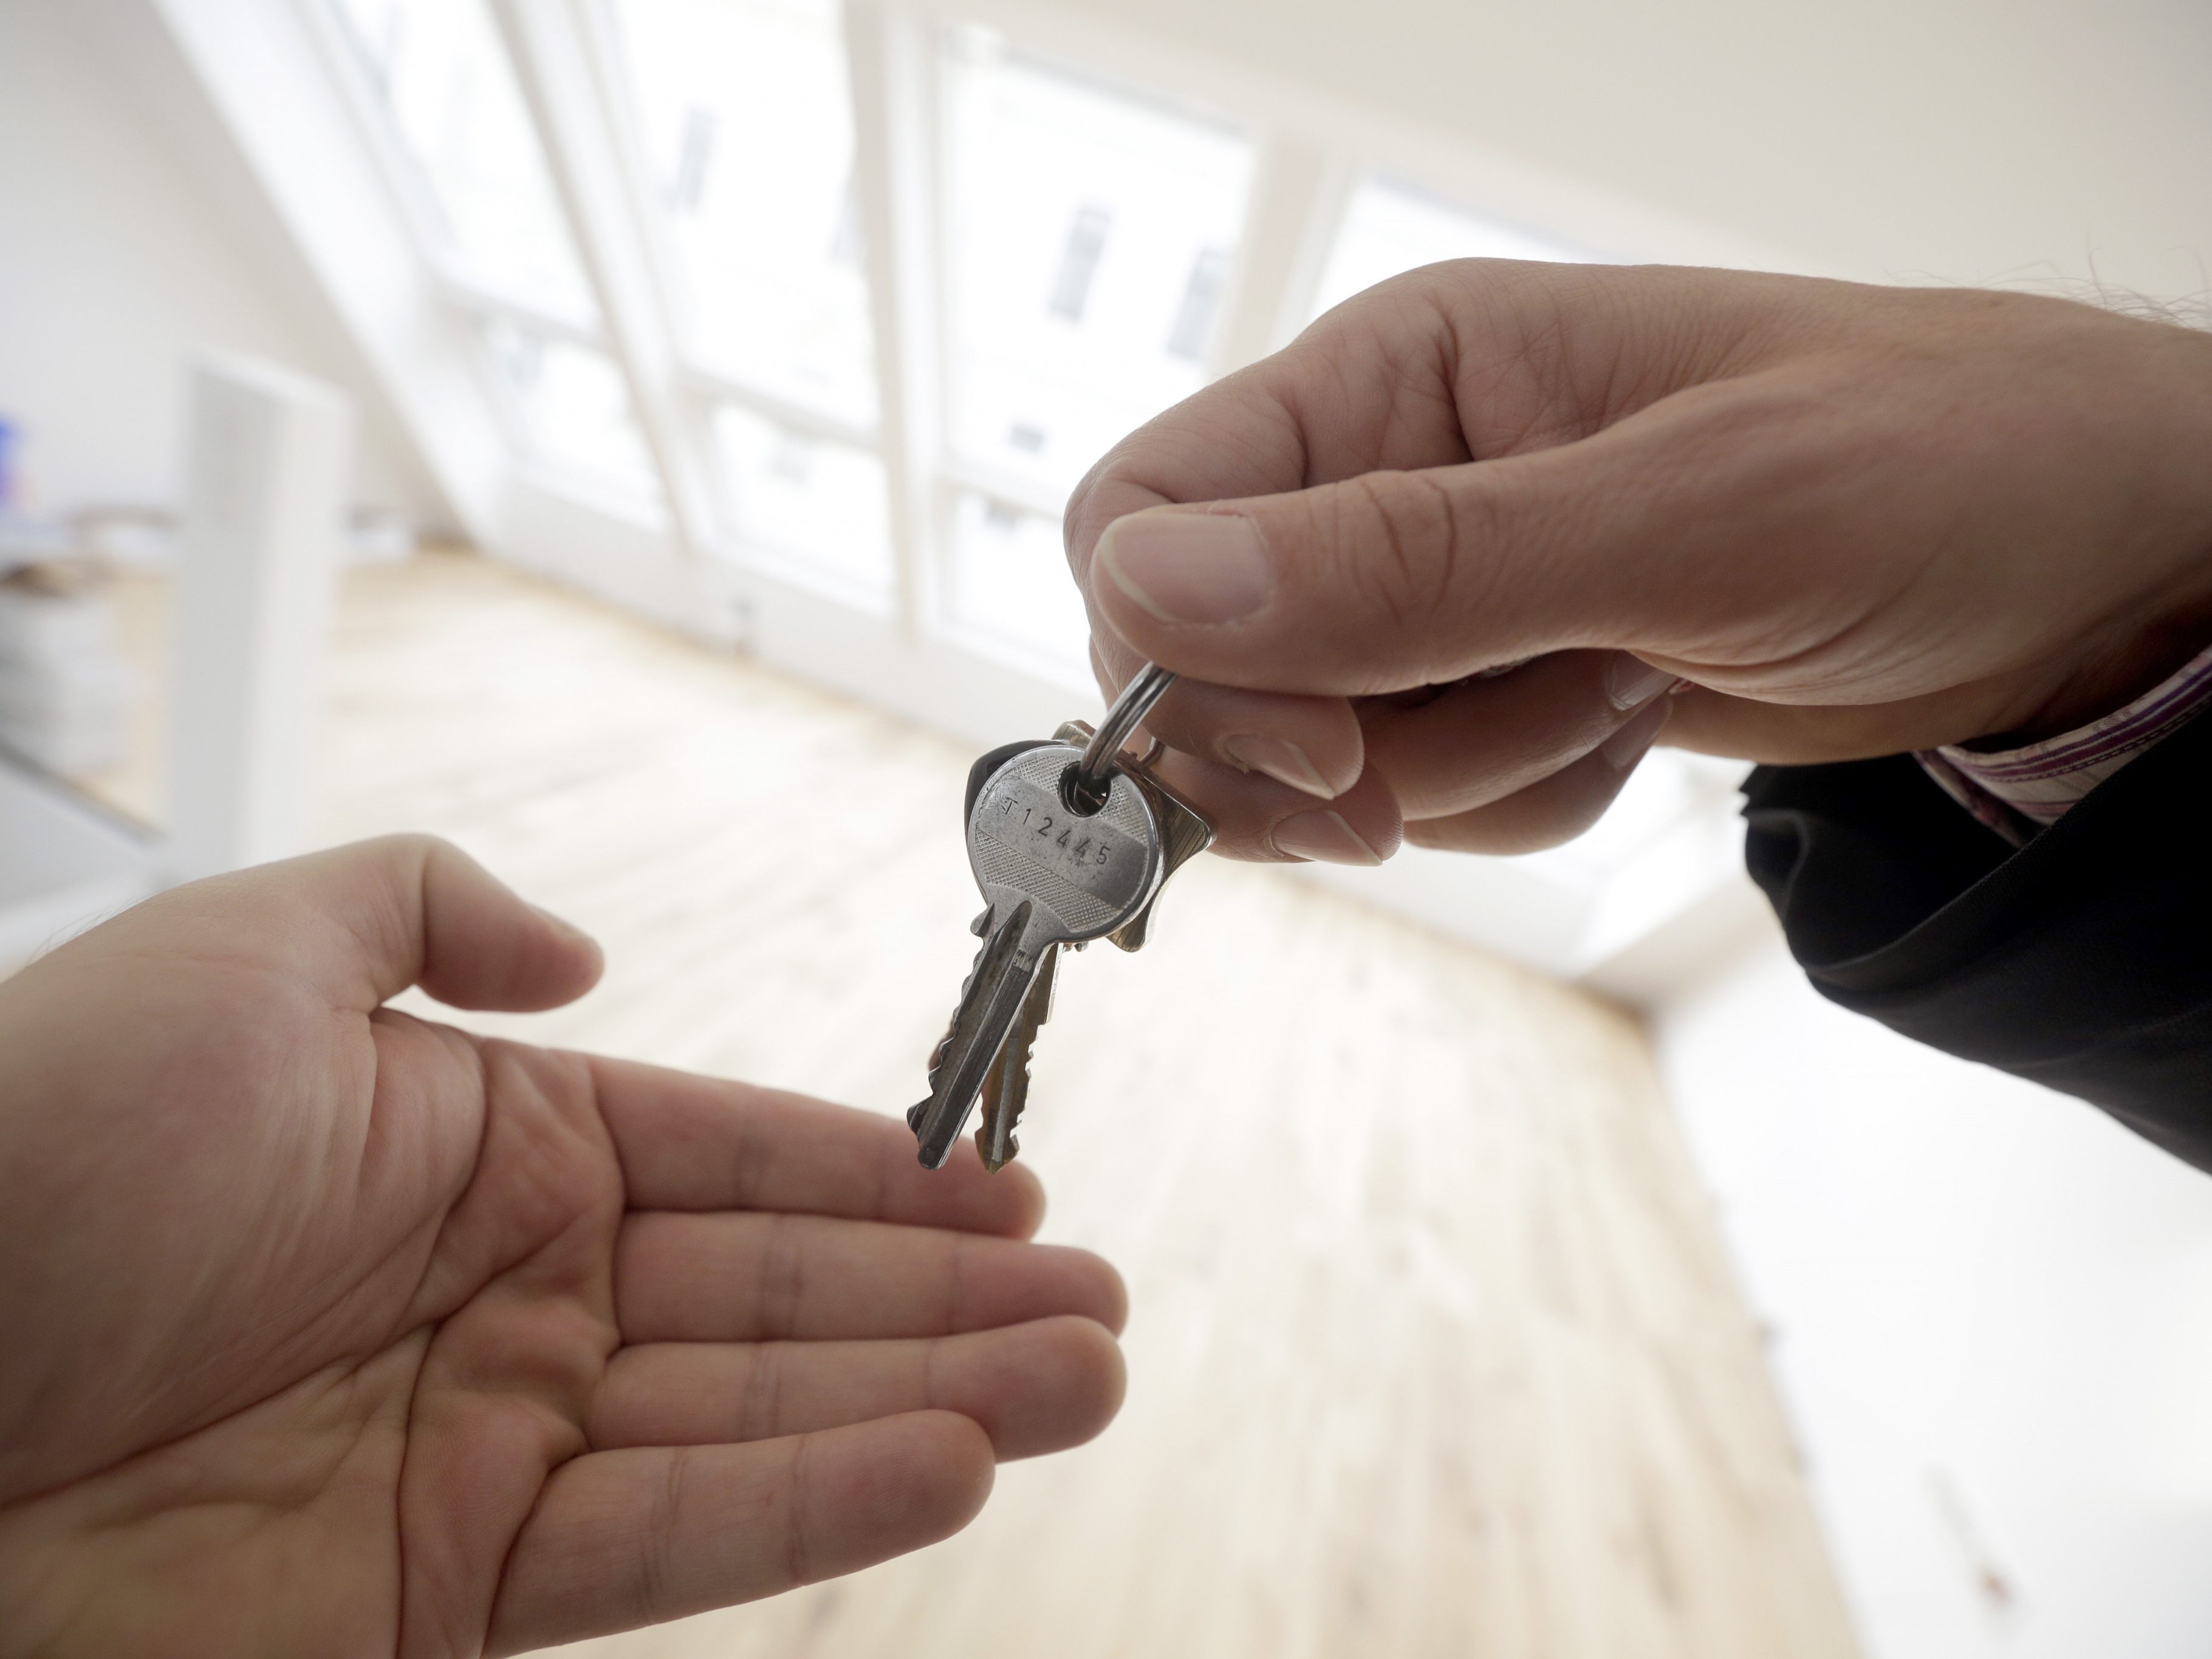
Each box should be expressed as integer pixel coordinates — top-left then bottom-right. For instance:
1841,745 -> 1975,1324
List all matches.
925,934 -> 993,1084
912,903 -> 1037,1169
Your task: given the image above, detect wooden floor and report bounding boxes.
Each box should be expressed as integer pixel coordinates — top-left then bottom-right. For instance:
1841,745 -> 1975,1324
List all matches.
85,552 -> 1860,1659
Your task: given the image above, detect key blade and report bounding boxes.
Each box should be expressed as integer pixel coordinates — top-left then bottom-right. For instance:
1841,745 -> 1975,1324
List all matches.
911,923 -> 1011,1132
976,943 -> 1058,1172
909,901 -> 1050,1169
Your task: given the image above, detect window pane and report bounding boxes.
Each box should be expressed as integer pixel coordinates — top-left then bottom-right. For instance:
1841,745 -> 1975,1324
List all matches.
1310,177 -> 1591,321
712,405 -> 892,593
945,492 -> 1091,680
481,318 -> 659,494
1523,751 -> 1748,881
941,38 -> 1256,495
610,0 -> 877,425
329,0 -> 595,318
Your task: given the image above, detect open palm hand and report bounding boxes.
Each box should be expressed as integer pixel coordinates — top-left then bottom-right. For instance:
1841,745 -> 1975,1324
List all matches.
0,837 -> 1125,1657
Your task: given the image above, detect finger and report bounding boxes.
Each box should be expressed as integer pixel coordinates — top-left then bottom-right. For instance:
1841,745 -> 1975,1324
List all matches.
1094,629 -> 1377,838
1065,259 -> 1762,586
1404,699 -> 1671,854
591,1315 -> 1126,1461
590,1058 -> 1045,1238
1086,450 -> 1623,697
615,1211 -> 1129,1343
1358,651 -> 1679,818
1661,678 -> 2025,765
1092,619 -> 1399,855
169,833 -> 604,1012
1090,633 -> 1363,800
485,1412 -> 993,1655
1080,360 -> 1859,702
1066,264 -> 1805,696
1148,747 -> 1403,865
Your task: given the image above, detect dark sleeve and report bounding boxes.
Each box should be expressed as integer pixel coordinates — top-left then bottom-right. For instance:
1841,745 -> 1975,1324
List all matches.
1742,710 -> 2212,1172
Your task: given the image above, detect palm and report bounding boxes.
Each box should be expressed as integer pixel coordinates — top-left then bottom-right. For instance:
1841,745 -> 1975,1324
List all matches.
0,840 -> 1125,1658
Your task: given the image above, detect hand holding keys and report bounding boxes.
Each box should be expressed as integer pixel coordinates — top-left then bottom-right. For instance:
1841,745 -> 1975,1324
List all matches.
909,667 -> 1212,1172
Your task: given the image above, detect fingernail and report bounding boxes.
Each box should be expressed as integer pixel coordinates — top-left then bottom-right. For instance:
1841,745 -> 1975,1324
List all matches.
1222,733 -> 1337,798
1269,809 -> 1385,865
1605,655 -> 1675,711
1600,699 -> 1670,768
1094,511 -> 1272,625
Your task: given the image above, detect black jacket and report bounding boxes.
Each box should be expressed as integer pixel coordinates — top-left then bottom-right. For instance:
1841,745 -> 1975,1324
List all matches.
1743,710 -> 2212,1172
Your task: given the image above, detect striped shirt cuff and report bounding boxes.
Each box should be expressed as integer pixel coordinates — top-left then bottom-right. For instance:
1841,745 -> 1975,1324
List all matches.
1915,639 -> 2212,846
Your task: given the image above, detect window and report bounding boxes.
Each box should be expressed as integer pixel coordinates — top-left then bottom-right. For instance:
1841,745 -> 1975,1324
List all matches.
933,36 -> 1254,676
942,491 -> 1092,677
938,35 -> 1256,496
329,0 -> 596,319
1310,175 -> 1592,322
480,318 -> 659,494
711,405 -> 893,597
607,0 -> 878,426
323,0 -> 663,504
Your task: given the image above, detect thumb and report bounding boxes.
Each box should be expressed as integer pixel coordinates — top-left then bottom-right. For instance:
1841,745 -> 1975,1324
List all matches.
1087,457 -> 1612,696
183,834 -> 604,1013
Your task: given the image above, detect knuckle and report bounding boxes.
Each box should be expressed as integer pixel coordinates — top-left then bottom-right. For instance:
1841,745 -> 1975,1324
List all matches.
1319,472 -> 1491,683
365,829 -> 455,868
738,1342 -> 786,1442
759,1214 -> 806,1340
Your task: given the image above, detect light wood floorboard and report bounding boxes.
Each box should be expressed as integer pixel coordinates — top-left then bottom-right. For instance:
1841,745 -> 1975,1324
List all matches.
81,551 -> 1860,1659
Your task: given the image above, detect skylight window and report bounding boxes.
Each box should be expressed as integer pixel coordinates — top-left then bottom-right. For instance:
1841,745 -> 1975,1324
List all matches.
938,36 -> 1256,495
608,0 -> 878,426
1310,176 -> 1592,322
328,0 -> 597,320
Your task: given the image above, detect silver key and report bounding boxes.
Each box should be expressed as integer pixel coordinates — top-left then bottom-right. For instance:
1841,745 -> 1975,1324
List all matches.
908,739 -> 1159,1167
909,699 -> 1211,1170
968,727 -> 1210,1171
1051,719 -> 1213,954
975,940 -> 1058,1172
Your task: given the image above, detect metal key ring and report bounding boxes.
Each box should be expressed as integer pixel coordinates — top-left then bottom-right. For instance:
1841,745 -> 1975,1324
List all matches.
1065,663 -> 1176,814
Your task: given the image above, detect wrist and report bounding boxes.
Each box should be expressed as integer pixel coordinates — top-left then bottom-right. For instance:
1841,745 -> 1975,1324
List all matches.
2003,601 -> 2212,747
1998,324 -> 2212,743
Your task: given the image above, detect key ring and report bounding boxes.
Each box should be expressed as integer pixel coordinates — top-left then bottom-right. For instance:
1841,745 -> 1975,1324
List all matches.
1064,663 -> 1176,814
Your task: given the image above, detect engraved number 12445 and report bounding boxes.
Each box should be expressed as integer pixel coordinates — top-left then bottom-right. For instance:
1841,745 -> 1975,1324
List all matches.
990,787 -> 1115,873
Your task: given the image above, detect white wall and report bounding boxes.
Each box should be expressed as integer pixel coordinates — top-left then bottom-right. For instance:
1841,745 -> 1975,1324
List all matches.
1027,0 -> 2212,303
0,0 -> 446,525
1657,923 -> 2212,1659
